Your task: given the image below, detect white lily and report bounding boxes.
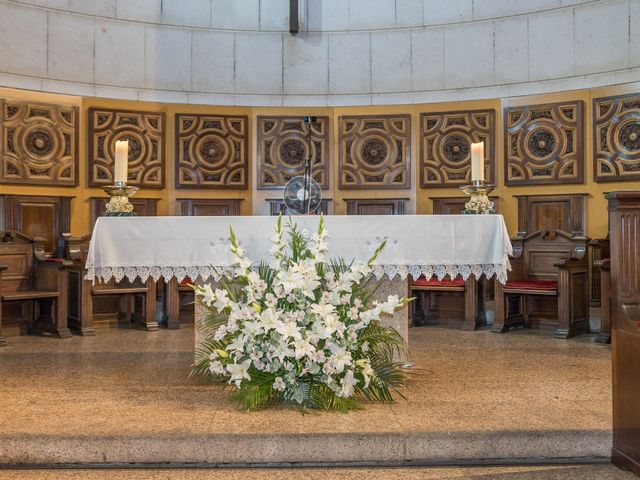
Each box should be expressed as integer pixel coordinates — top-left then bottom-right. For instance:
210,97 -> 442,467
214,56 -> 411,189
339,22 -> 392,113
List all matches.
227,358 -> 252,387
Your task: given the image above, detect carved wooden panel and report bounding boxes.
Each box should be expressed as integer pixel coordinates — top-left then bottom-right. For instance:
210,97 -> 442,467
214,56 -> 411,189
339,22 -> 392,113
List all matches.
430,196 -> 500,215
339,115 -> 411,189
175,114 -> 248,189
177,198 -> 242,216
420,110 -> 495,187
267,198 -> 332,216
0,194 -> 72,254
0,100 -> 78,186
344,198 -> 408,215
514,194 -> 588,238
90,197 -> 159,228
257,116 -> 329,189
88,108 -> 165,188
593,93 -> 640,182
504,101 -> 583,185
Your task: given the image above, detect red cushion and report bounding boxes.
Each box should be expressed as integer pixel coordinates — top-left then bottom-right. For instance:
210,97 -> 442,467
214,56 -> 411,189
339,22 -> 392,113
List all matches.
412,276 -> 465,288
45,258 -> 66,263
505,280 -> 558,291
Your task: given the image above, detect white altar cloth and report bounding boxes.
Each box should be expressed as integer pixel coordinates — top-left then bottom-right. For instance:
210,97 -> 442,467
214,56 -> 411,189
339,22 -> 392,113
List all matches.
86,214 -> 512,284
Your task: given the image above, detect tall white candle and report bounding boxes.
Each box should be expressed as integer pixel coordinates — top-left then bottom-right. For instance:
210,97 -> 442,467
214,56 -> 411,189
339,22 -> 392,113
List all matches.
470,142 -> 484,182
114,139 -> 129,184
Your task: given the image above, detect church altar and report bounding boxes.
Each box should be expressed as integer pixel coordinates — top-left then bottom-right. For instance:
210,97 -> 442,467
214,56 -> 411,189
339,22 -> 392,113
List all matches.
86,214 -> 512,345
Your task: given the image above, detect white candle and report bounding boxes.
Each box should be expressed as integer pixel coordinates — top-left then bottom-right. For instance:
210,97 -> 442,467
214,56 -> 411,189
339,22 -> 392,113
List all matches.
114,139 -> 129,184
470,142 -> 484,182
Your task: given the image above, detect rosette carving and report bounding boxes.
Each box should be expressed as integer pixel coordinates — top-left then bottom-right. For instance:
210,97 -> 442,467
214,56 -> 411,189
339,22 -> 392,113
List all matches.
176,114 -> 248,189
504,101 -> 583,185
339,115 -> 410,189
88,108 -> 165,188
257,116 -> 329,189
420,110 -> 494,187
1,100 -> 78,186
593,93 -> 640,182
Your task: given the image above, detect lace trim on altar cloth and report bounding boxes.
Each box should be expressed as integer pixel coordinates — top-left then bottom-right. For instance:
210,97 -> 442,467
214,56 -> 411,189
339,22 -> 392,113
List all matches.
85,259 -> 511,285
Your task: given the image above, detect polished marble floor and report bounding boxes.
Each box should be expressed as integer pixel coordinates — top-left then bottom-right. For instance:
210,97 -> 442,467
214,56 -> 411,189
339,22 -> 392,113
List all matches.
0,464 -> 636,479
0,324 -> 613,465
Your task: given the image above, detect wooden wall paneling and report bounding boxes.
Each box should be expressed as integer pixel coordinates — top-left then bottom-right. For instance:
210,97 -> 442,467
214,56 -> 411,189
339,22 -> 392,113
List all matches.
344,198 -> 409,215
1,99 -> 78,186
593,93 -> 640,182
88,108 -> 165,188
90,197 -> 159,228
430,196 -> 500,215
257,116 -> 329,189
606,192 -> 640,475
175,113 -> 248,189
504,101 -> 584,185
0,194 -> 72,254
339,115 -> 411,189
177,198 -> 242,217
514,193 -> 588,238
420,110 -> 495,187
266,198 -> 332,216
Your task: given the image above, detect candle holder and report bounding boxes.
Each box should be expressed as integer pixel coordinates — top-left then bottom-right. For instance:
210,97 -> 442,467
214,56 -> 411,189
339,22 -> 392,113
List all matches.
459,180 -> 496,215
103,181 -> 138,216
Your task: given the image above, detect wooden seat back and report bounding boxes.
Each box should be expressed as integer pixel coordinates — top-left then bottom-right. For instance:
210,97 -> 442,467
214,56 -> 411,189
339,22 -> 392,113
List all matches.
495,193 -> 590,337
0,230 -> 71,341
0,231 -> 50,293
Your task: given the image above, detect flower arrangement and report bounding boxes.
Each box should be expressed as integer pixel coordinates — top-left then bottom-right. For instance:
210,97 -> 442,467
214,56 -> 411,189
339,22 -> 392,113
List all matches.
192,215 -> 410,411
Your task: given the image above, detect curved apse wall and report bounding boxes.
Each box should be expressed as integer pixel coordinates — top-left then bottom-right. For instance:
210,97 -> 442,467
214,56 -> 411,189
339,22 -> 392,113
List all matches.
0,0 -> 639,106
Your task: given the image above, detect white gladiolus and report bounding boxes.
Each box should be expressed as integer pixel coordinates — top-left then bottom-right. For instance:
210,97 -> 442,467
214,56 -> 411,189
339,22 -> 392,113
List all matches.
192,215 -> 407,406
199,284 -> 215,306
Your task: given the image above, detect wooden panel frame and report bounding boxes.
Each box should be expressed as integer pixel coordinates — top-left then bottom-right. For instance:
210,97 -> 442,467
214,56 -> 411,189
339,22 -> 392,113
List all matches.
513,193 -> 588,238
175,113 -> 249,189
266,198 -> 332,216
344,198 -> 409,216
504,101 -> 584,186
1,99 -> 79,187
593,92 -> 640,182
0,194 -> 72,254
430,196 -> 500,215
257,116 -> 330,190
88,108 -> 166,189
177,198 -> 242,217
90,197 -> 159,228
420,109 -> 495,188
339,114 -> 411,190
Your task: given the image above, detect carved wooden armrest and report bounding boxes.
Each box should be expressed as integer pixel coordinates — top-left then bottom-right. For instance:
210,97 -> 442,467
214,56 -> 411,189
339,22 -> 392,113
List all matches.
554,257 -> 586,270
594,258 -> 611,270
588,238 -> 609,247
510,237 -> 524,259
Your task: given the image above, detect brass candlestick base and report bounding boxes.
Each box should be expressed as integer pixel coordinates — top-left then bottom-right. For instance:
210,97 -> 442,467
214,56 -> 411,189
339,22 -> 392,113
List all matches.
460,180 -> 496,214
103,181 -> 138,216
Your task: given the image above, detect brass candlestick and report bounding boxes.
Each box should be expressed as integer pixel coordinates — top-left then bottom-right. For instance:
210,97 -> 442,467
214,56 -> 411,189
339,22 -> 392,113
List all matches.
460,180 -> 496,214
103,181 -> 138,216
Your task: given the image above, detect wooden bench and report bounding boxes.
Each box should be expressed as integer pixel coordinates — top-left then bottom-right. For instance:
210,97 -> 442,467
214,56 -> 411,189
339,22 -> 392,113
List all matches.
411,276 -> 479,330
0,231 -> 71,344
67,235 -> 158,334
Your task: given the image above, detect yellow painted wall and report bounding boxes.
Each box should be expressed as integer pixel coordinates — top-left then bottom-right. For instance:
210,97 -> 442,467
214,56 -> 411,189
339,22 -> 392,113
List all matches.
1,82 -> 639,239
